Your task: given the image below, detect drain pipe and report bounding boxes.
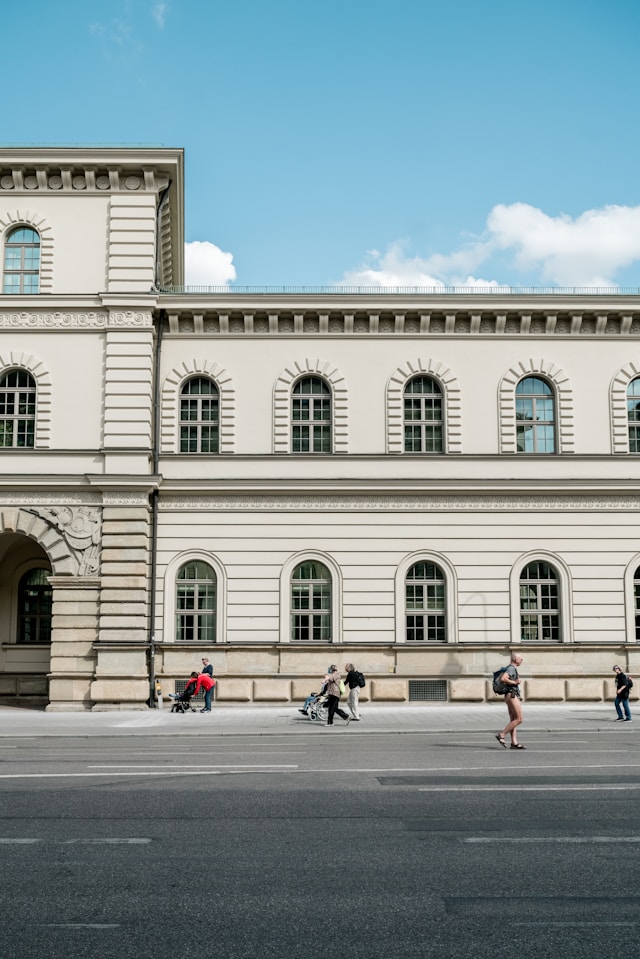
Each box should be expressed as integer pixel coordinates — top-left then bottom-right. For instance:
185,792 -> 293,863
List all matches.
148,308 -> 165,706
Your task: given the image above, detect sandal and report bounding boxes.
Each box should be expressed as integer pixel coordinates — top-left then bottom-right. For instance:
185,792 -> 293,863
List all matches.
495,734 -> 507,748
510,743 -> 526,749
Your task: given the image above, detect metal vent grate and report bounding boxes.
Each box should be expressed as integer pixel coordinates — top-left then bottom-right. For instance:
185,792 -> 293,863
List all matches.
408,679 -> 448,702
174,679 -> 211,704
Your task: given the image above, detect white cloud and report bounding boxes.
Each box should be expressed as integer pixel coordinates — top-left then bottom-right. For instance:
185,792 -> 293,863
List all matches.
185,241 -> 236,288
152,3 -> 167,28
337,203 -> 640,289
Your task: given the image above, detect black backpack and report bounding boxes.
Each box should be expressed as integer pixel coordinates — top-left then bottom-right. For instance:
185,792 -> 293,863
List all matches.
355,670 -> 366,688
628,676 -> 634,690
492,666 -> 510,695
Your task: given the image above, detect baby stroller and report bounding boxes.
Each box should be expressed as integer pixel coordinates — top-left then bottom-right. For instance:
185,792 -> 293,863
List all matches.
168,684 -> 197,713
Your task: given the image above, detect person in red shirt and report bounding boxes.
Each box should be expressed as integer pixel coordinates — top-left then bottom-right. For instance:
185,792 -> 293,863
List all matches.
192,671 -> 216,713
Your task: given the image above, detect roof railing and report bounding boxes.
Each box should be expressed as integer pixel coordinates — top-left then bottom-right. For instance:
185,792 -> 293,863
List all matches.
159,285 -> 640,296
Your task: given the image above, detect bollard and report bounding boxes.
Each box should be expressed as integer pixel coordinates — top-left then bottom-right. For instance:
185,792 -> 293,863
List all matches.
155,679 -> 163,710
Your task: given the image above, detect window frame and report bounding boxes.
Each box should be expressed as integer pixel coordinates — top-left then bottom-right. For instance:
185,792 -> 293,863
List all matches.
290,559 -> 332,642
179,376 -> 220,454
17,567 -> 52,644
291,375 -> 332,454
403,375 -> 444,453
175,559 -> 217,643
0,369 -> 36,449
515,375 -> 556,454
2,226 -> 41,294
404,560 -> 447,643
510,552 -> 572,645
163,551 -> 227,645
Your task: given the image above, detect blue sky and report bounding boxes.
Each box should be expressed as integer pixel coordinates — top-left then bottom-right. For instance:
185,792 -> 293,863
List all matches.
4,0 -> 640,289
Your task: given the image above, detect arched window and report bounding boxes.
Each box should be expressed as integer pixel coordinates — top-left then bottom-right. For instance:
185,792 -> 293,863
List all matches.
520,561 -> 560,642
405,561 -> 446,642
404,376 -> 443,452
18,568 -> 52,644
634,566 -> 640,642
292,377 -> 331,453
291,560 -> 332,641
515,376 -> 556,453
179,377 -> 219,453
0,370 -> 36,448
627,378 -> 640,453
176,561 -> 216,642
3,227 -> 40,293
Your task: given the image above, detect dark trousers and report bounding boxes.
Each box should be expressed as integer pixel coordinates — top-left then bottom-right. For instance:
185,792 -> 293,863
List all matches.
326,695 -> 349,724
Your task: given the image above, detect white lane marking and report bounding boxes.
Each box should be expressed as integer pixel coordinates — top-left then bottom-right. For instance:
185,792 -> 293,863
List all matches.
0,838 -> 150,844
464,836 -> 640,843
87,764 -> 299,769
419,784 -> 640,792
44,924 -> 120,929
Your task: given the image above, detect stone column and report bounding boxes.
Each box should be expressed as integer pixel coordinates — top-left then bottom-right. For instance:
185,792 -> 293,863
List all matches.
91,494 -> 151,710
47,576 -> 100,711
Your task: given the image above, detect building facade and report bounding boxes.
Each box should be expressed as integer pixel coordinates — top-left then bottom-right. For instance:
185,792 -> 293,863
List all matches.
1,146 -> 639,709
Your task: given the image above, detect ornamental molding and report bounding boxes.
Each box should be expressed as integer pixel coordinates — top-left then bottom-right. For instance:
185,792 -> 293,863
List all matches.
0,167 -> 169,195
610,362 -> 640,454
0,493 -> 102,506
386,358 -> 462,454
0,350 -> 52,447
273,358 -> 349,453
157,494 -> 640,511
498,359 -> 575,454
0,311 -> 152,329
1,505 -> 101,576
161,359 -> 236,454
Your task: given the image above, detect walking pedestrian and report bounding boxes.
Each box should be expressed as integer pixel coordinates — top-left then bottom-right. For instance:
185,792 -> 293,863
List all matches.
324,665 -> 350,726
613,665 -> 632,722
495,654 -> 526,749
344,662 -> 362,720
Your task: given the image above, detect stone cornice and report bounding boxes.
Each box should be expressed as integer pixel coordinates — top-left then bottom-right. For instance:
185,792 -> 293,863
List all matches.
156,299 -> 640,337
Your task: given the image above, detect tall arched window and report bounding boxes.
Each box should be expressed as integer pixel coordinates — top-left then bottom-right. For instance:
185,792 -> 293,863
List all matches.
292,377 -> 331,453
18,568 -> 52,644
404,376 -> 443,452
291,560 -> 331,641
176,561 -> 216,642
627,378 -> 640,453
405,561 -> 446,642
3,227 -> 40,293
515,376 -> 556,453
0,370 -> 36,448
179,377 -> 219,453
634,566 -> 640,642
520,561 -> 560,642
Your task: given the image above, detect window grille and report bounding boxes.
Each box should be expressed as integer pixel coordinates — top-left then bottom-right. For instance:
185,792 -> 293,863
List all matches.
408,679 -> 448,702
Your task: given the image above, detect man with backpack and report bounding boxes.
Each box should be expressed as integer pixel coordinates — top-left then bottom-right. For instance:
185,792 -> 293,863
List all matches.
494,654 -> 526,749
344,663 -> 366,721
613,665 -> 633,722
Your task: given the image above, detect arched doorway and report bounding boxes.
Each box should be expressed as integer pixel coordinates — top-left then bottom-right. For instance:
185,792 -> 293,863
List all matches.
0,532 -> 52,703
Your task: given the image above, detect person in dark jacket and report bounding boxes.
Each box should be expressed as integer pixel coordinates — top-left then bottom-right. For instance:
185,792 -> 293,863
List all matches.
201,657 -> 214,678
192,671 -> 216,713
344,662 -> 362,721
613,665 -> 632,721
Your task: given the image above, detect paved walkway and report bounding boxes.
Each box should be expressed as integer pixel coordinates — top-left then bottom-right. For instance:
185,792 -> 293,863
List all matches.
0,701 -> 629,738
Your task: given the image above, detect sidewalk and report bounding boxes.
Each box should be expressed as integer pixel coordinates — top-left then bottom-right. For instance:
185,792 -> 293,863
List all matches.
0,701 -> 629,737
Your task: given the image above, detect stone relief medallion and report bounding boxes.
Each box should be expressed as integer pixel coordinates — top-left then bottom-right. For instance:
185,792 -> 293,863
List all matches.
24,176 -> 38,190
72,175 -> 87,190
0,176 -> 14,189
25,506 -> 102,575
96,175 -> 110,190
48,175 -> 63,190
125,176 -> 141,190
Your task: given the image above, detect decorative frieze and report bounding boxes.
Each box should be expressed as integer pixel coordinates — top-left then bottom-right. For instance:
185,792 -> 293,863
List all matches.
0,166 -> 169,194
157,494 -> 640,511
0,311 -> 152,329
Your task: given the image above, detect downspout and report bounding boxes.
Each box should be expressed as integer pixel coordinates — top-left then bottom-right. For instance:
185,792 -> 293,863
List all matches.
148,182 -> 171,705
148,309 -> 165,706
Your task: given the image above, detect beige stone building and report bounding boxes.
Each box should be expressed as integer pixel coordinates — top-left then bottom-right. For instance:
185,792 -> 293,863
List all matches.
1,145 -> 640,709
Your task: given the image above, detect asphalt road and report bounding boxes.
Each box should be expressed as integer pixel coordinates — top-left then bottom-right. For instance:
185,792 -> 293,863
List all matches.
0,725 -> 638,959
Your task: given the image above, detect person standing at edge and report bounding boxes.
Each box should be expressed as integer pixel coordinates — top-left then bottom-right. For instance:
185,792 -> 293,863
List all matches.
192,670 -> 216,713
344,662 -> 362,721
613,665 -> 632,722
201,657 -> 213,678
324,665 -> 350,726
495,654 -> 526,749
